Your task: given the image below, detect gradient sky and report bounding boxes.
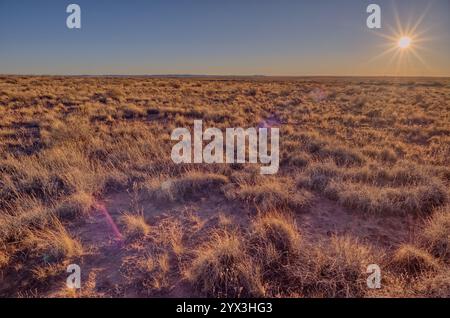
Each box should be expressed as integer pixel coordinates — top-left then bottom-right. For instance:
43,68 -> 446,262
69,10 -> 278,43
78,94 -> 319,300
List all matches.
0,0 -> 449,76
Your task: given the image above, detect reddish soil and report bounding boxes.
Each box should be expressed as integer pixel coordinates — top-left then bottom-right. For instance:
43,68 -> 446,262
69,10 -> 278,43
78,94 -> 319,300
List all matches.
39,188 -> 418,297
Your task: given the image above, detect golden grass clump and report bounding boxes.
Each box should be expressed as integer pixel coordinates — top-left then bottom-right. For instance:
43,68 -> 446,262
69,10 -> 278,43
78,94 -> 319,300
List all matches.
55,191 -> 94,220
137,252 -> 172,292
308,236 -> 376,298
228,179 -> 311,212
186,231 -> 265,298
24,218 -> 83,263
324,179 -> 447,215
153,217 -> 185,255
343,164 -> 428,187
297,161 -> 340,191
420,206 -> 450,262
0,198 -> 52,243
391,244 -> 440,275
297,133 -> 366,167
120,212 -> 151,239
246,211 -> 305,296
0,248 -> 9,269
120,104 -> 146,119
146,172 -> 229,202
414,271 -> 450,298
249,211 -> 302,265
317,145 -> 366,167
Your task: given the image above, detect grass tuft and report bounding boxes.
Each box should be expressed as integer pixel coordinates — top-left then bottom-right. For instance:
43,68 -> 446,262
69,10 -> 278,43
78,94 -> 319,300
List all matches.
391,244 -> 440,275
186,231 -> 265,298
120,212 -> 151,239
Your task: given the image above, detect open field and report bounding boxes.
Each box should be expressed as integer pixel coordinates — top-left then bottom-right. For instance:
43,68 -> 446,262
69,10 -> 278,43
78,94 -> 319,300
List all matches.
0,75 -> 449,297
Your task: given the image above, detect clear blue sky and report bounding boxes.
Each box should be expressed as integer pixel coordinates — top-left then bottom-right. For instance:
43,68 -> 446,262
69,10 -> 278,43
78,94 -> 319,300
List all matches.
0,0 -> 449,76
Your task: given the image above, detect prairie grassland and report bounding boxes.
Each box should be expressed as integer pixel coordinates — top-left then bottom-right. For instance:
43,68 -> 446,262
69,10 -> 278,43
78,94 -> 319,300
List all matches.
0,75 -> 449,297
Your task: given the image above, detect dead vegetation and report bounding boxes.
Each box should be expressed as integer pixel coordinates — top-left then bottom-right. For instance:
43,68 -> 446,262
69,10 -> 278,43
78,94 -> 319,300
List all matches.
0,75 -> 449,298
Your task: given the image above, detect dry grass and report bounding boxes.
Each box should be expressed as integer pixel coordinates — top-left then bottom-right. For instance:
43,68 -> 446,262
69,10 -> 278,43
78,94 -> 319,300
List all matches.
23,218 -> 83,263
0,75 -> 449,297
326,179 -> 447,215
187,217 -> 379,298
420,206 -> 450,262
138,252 -> 172,291
120,212 -> 151,239
226,178 -> 312,212
145,172 -> 229,202
0,248 -> 9,269
249,211 -> 302,265
415,271 -> 450,298
391,244 -> 440,275
299,161 -> 448,215
55,191 -> 94,220
305,236 -> 377,297
186,231 -> 265,297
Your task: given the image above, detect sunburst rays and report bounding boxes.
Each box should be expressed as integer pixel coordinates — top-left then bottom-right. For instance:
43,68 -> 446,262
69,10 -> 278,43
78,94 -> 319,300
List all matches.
368,3 -> 434,75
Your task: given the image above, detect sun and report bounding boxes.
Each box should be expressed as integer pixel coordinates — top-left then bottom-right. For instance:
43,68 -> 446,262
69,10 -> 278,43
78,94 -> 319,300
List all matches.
398,36 -> 412,49
367,4 -> 433,75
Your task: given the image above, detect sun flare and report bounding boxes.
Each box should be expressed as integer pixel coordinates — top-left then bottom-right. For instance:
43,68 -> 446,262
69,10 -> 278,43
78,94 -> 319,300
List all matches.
398,36 -> 412,49
368,5 -> 433,76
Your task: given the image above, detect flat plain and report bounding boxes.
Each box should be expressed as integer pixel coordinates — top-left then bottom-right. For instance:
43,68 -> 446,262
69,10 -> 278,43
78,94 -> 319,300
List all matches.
0,75 -> 449,297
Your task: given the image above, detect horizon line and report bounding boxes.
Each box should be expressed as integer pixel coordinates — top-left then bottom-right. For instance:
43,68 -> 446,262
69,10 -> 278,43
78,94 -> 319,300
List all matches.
1,73 -> 450,79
